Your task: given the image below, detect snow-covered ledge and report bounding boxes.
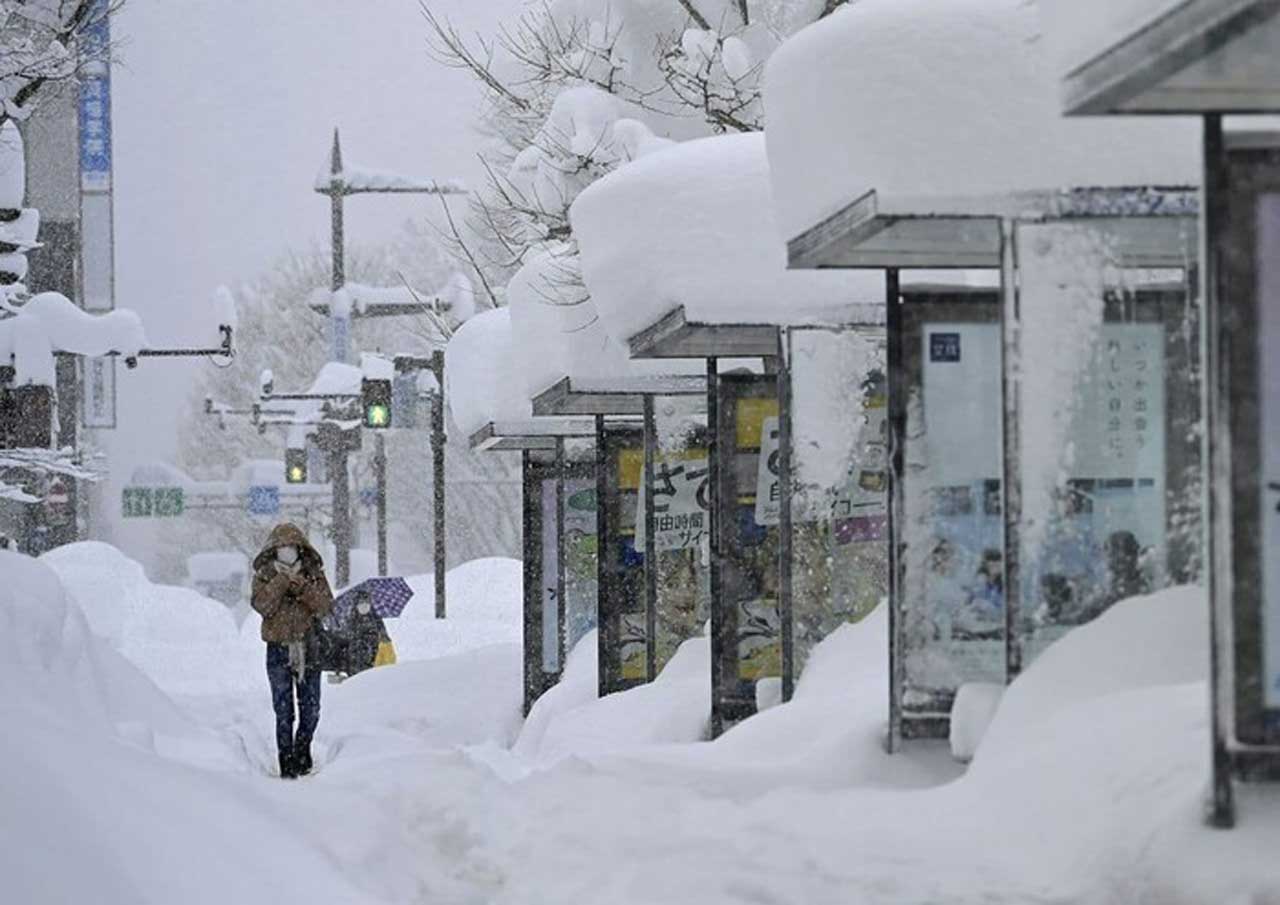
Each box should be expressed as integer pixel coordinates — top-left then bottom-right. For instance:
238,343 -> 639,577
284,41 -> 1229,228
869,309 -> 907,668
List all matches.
570,132 -> 883,357
762,0 -> 1201,267
0,293 -> 147,386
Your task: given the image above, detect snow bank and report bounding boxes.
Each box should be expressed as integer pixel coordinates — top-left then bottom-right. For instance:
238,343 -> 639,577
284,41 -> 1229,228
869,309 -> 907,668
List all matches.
0,551 -> 369,904
762,0 -> 1200,242
513,629 -> 600,760
522,634 -> 711,766
323,643 -> 523,756
974,584 -> 1207,762
42,542 -> 258,698
390,557 -> 523,662
572,132 -> 883,345
445,307 -> 530,436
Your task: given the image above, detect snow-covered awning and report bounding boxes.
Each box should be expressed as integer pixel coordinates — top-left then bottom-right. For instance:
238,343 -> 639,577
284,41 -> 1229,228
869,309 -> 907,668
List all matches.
763,0 -> 1202,270
531,375 -> 707,417
1044,0 -> 1280,114
571,132 -> 884,354
469,418 -> 598,453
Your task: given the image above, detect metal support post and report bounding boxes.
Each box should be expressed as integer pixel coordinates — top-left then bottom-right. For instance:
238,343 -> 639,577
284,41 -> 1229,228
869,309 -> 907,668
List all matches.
642,394 -> 658,682
999,219 -> 1023,681
327,129 -> 349,364
332,446 -> 351,588
432,350 -> 447,619
1202,113 -> 1236,829
706,357 -> 722,737
885,269 -> 904,753
375,432 -> 388,577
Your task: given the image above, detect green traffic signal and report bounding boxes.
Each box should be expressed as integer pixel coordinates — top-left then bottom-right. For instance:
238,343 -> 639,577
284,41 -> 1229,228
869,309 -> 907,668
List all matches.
361,378 -> 393,430
366,402 -> 390,429
284,448 -> 308,484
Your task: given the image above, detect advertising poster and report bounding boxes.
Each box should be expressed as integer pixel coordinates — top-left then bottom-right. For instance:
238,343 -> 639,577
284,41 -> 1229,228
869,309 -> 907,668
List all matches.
732,395 -> 781,683
637,449 -> 710,552
904,322 -> 1005,706
563,477 -> 598,655
540,478 -> 560,673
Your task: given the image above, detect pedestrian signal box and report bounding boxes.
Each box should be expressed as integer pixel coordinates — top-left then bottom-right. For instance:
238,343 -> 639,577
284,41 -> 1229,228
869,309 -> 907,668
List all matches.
285,448 -> 308,484
362,378 -> 392,429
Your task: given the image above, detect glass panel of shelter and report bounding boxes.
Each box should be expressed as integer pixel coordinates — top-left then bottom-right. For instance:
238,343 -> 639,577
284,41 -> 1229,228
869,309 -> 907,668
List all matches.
1220,146 -> 1280,755
642,394 -> 712,675
522,449 -> 561,715
561,437 -> 599,669
782,326 -> 889,699
712,371 -> 782,732
1011,220 -> 1201,674
895,288 -> 1004,738
598,422 -> 648,694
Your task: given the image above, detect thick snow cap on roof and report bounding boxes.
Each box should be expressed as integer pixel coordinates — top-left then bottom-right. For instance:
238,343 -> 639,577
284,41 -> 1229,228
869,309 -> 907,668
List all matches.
571,132 -> 883,346
445,307 -> 528,437
1040,0 -> 1185,77
762,0 -> 1201,243
507,244 -> 700,394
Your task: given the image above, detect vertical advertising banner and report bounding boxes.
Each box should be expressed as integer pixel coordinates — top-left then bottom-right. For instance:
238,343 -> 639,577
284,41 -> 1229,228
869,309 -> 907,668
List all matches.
79,0 -> 116,427
562,475 -> 599,656
1260,193 -> 1280,711
541,477 -> 561,674
601,437 -> 646,686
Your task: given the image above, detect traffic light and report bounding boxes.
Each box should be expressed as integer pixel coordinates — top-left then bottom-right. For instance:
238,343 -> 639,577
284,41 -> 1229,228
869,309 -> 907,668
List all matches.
362,377 -> 392,429
285,447 -> 308,484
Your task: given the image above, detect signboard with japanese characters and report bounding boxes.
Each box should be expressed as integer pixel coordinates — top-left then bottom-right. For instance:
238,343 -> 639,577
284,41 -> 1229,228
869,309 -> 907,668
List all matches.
82,355 -> 116,427
637,451 -> 709,553
122,486 -> 183,518
540,478 -> 560,673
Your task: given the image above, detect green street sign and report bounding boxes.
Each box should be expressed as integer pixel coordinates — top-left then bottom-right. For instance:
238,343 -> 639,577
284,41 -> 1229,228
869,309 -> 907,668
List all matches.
122,487 -> 153,518
154,487 -> 185,517
122,486 -> 184,518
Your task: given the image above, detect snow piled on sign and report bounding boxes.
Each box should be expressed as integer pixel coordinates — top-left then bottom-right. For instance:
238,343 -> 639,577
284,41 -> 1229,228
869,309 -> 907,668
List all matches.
445,307 -> 530,435
572,132 -> 883,344
762,0 -> 1200,242
0,293 -> 147,385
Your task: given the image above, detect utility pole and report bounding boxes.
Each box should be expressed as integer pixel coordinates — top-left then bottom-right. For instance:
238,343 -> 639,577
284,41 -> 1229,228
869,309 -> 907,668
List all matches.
313,129 -> 464,594
375,432 -> 387,576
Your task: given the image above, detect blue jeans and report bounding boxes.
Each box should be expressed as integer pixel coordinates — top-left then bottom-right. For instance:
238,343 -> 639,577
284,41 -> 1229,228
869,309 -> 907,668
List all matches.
266,642 -> 321,756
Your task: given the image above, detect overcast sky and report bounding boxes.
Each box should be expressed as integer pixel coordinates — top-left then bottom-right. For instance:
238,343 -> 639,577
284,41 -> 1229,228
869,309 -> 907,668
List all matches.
103,0 -> 520,529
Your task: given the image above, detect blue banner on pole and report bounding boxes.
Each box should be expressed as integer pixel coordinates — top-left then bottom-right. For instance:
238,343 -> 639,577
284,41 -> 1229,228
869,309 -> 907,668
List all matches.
78,0 -> 112,192
248,485 -> 281,516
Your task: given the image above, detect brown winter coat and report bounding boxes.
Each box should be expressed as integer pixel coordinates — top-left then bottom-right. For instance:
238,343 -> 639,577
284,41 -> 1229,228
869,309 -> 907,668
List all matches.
250,523 -> 333,643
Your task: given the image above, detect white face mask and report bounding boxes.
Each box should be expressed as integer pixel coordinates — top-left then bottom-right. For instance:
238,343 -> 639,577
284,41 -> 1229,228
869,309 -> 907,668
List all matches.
276,545 -> 299,566
356,600 -> 372,615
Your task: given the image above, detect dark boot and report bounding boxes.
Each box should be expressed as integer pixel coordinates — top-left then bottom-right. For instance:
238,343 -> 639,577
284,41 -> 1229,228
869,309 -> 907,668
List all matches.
278,748 -> 297,779
293,742 -> 312,777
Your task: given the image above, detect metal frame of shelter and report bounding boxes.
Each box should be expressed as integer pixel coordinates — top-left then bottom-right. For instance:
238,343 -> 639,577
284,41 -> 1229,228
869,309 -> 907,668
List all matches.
532,375 -> 706,696
786,185 -> 1201,749
469,418 -> 595,715
628,305 -> 899,734
1052,0 -> 1280,827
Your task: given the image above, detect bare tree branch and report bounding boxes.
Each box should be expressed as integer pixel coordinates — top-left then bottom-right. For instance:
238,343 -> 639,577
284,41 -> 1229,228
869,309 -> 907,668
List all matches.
675,0 -> 710,30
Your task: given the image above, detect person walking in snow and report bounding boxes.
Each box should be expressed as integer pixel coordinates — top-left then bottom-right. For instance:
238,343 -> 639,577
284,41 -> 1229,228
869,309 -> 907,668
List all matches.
251,523 -> 333,779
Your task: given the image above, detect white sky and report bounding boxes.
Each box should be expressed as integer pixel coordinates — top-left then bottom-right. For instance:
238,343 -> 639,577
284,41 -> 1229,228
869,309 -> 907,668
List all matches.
104,0 -> 520,477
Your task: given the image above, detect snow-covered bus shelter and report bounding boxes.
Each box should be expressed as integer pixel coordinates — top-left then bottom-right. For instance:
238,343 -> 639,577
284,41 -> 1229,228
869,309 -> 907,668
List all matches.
448,307 -> 598,712
765,0 -> 1204,747
574,132 -> 886,732
1044,0 -> 1280,826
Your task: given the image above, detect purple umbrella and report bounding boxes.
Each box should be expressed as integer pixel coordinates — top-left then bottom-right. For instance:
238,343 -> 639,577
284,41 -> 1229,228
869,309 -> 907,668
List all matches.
332,577 -> 415,621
